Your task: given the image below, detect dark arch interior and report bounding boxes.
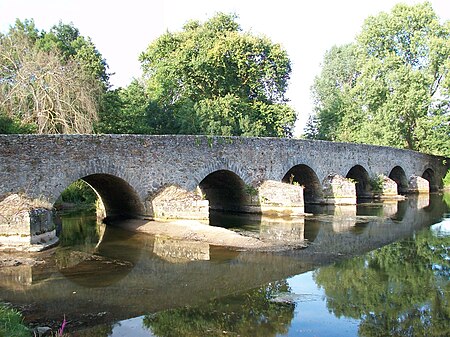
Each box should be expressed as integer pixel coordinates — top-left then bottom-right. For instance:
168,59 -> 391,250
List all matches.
389,166 -> 408,194
199,170 -> 248,212
422,168 -> 438,192
80,173 -> 144,219
282,164 -> 322,203
346,165 -> 371,200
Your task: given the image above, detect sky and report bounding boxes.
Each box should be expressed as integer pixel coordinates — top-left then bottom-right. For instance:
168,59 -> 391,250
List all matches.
1,0 -> 449,135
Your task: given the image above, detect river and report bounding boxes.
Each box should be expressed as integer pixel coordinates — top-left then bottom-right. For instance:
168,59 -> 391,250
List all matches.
0,194 -> 449,336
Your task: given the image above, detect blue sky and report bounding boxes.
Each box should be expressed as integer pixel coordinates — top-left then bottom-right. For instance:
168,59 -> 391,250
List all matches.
1,0 -> 449,134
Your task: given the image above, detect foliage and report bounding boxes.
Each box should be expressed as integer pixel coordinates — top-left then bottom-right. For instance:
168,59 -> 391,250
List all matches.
0,19 -> 107,134
306,44 -> 358,140
443,170 -> 450,188
0,113 -> 35,134
139,13 -> 296,137
0,303 -> 30,337
308,2 -> 450,156
244,184 -> 258,196
314,227 -> 450,336
37,22 -> 109,86
95,80 -> 163,134
143,281 -> 294,337
443,192 -> 450,208
56,211 -> 100,248
369,175 -> 384,193
56,180 -> 97,208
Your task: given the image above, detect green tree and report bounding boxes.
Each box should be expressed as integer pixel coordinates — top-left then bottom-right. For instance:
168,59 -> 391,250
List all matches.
307,44 -> 358,140
308,2 -> 450,156
95,80 -> 166,134
139,13 -> 296,137
37,22 -> 109,85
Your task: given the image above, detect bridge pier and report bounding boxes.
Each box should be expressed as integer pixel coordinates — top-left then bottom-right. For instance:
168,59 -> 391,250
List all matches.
256,180 -> 304,216
372,175 -> 403,199
322,174 -> 357,205
408,175 -> 430,194
0,194 -> 58,251
148,181 -> 305,220
147,185 -> 209,220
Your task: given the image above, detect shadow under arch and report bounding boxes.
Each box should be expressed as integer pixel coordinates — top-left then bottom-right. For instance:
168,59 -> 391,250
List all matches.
78,173 -> 144,219
346,165 -> 371,200
282,164 -> 323,203
198,169 -> 250,213
389,166 -> 408,194
422,168 -> 438,192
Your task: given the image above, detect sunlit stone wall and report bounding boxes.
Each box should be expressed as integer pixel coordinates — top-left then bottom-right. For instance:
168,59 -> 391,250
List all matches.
0,135 -> 448,218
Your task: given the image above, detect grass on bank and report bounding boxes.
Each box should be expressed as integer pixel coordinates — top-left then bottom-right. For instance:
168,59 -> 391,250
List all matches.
0,303 -> 30,337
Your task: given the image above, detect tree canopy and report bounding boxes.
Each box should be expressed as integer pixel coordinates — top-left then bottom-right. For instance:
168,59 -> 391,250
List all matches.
139,13 -> 296,137
1,14 -> 296,137
307,2 -> 450,157
0,19 -> 108,134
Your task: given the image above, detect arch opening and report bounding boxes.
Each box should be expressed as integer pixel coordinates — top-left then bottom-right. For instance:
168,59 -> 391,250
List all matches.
422,168 -> 438,192
55,174 -> 144,220
282,164 -> 322,203
389,166 -> 408,195
346,165 -> 371,200
198,170 -> 249,213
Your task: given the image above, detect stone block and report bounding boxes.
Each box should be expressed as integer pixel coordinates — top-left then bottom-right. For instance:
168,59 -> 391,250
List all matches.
149,185 -> 209,220
408,176 -> 429,194
322,174 -> 356,205
257,180 -> 304,216
0,194 -> 57,251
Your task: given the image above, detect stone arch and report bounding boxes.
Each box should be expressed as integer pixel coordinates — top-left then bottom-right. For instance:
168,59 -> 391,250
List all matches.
422,168 -> 438,192
188,160 -> 252,191
198,170 -> 249,212
389,166 -> 408,194
56,173 -> 144,219
346,165 -> 371,199
282,164 -> 323,203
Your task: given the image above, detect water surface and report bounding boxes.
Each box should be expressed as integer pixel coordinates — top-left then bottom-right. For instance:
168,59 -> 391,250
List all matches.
0,194 -> 448,336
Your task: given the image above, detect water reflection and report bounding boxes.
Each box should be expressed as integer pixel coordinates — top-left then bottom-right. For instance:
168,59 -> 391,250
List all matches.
313,221 -> 450,337
55,211 -> 104,250
0,194 -> 448,336
153,235 -> 210,262
55,212 -> 141,288
106,213 -> 449,337
144,281 -> 294,337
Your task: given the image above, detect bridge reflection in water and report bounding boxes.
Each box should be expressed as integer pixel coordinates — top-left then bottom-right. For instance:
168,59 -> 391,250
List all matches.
0,194 -> 446,330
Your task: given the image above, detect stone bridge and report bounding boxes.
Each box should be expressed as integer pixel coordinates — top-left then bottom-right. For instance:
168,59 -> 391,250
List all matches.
0,134 -> 448,249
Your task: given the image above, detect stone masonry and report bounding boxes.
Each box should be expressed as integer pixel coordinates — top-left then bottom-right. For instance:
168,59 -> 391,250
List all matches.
0,135 -> 448,249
